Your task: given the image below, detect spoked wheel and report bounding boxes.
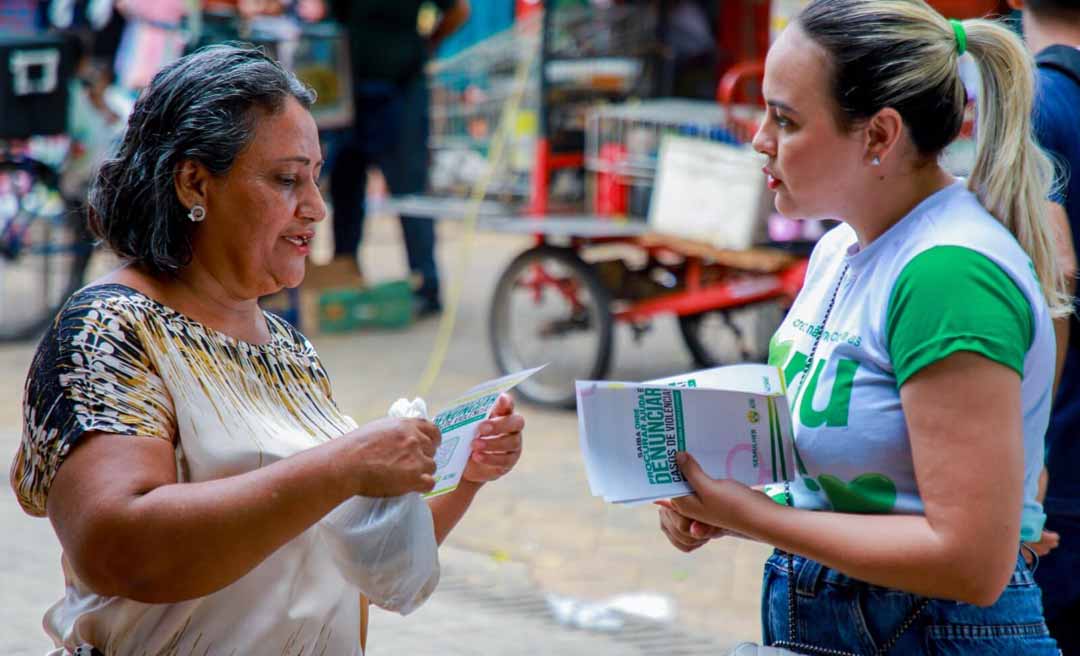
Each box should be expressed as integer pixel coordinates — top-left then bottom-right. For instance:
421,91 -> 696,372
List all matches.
0,161 -> 91,342
678,300 -> 787,368
489,245 -> 614,408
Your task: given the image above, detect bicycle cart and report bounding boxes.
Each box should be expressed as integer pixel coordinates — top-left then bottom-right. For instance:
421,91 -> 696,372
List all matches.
392,2 -> 811,408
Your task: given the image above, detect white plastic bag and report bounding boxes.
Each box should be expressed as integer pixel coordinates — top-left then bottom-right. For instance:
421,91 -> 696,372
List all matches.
318,398 -> 440,615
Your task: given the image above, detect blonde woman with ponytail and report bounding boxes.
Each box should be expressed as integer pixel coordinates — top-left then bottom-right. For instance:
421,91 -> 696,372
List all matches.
654,1 -> 1064,652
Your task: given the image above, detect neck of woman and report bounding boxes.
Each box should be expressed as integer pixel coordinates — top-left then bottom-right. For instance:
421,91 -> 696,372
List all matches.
843,164 -> 957,249
168,261 -> 271,343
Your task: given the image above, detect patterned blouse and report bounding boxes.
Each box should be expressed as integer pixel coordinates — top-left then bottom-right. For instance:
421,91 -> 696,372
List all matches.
12,284 -> 365,655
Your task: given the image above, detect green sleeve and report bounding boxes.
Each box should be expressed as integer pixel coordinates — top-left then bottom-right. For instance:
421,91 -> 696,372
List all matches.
886,246 -> 1034,387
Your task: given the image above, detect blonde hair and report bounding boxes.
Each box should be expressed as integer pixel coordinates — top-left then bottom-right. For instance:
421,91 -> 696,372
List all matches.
799,0 -> 1070,317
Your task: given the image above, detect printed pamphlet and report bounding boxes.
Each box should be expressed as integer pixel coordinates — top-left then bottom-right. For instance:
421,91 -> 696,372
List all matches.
425,365 -> 545,497
575,364 -> 794,504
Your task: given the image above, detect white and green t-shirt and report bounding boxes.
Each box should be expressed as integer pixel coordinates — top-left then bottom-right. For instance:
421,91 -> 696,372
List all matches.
765,181 -> 1054,541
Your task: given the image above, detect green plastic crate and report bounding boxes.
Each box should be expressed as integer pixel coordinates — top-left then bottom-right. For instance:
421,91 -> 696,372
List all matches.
318,280 -> 414,332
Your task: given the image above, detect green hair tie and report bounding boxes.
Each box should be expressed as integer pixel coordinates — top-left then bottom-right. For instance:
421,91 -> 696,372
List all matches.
950,19 -> 967,56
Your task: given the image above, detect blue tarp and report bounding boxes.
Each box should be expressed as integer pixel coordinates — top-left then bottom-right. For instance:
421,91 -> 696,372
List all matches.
434,1 -> 515,59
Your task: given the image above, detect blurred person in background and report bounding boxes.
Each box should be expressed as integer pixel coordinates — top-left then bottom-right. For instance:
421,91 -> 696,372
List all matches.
205,0 -> 324,20
323,0 -> 471,317
656,0 -> 1067,652
41,0 -> 131,197
11,44 -> 524,655
112,0 -> 191,91
114,0 -> 316,94
1008,0 -> 1080,652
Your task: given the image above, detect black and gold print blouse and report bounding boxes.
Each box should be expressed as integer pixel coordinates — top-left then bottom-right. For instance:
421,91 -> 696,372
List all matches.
12,284 -> 367,655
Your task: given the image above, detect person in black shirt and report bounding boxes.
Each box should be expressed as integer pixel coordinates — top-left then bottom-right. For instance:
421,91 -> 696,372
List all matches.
326,0 -> 470,317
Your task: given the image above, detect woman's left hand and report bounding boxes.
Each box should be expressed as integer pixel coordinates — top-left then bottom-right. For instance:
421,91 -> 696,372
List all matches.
668,452 -> 771,532
1023,529 -> 1061,565
462,394 -> 524,485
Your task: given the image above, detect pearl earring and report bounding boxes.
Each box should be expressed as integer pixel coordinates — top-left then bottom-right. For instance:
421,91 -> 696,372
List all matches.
872,156 -> 882,166
188,204 -> 206,222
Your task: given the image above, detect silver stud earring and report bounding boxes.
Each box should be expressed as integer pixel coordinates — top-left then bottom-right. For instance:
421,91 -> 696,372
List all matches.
187,204 -> 206,222
872,156 -> 882,166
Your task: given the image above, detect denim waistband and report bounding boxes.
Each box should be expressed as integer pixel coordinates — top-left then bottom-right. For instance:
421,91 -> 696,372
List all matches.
769,548 -> 1036,597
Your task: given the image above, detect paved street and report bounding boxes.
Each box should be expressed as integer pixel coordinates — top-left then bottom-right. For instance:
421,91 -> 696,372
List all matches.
0,214 -> 770,653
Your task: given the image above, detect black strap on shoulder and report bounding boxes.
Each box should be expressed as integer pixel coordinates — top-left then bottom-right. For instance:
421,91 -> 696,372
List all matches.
1036,45 -> 1080,88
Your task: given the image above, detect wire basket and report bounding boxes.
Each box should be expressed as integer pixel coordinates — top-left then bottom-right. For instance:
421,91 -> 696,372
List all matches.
584,99 -> 764,219
425,4 -> 661,205
427,15 -> 541,201
546,3 -> 659,60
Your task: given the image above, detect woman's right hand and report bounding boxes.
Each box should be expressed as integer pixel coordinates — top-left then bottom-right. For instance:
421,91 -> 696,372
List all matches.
336,418 -> 442,497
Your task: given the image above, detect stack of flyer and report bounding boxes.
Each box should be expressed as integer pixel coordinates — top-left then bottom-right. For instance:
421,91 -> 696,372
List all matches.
575,364 -> 795,505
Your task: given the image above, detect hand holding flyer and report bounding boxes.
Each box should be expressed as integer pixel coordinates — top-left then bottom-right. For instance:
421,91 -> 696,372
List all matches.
575,364 -> 794,504
423,365 -> 545,497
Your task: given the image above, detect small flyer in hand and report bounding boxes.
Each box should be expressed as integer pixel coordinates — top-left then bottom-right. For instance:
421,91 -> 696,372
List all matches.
425,365 -> 546,498
576,364 -> 794,505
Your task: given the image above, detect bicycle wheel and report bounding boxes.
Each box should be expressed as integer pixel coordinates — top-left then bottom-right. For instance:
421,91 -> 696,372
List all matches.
677,300 -> 787,368
489,245 -> 614,408
0,160 -> 91,342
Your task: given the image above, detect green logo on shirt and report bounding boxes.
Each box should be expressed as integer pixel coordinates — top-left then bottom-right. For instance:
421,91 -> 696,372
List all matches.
818,473 -> 897,513
769,338 -> 860,428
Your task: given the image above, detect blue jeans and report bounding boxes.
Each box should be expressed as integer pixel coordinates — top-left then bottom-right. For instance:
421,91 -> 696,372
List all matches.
762,551 -> 1059,654
329,76 -> 439,306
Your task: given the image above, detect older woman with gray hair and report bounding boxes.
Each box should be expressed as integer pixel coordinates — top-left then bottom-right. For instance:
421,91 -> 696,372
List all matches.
11,44 -> 525,655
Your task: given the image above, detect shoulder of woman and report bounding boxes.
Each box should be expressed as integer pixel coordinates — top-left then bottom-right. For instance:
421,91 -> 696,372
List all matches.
57,284 -> 153,335
16,285 -> 170,517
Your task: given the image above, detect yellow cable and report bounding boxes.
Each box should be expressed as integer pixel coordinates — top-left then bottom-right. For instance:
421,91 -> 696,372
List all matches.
414,32 -> 537,397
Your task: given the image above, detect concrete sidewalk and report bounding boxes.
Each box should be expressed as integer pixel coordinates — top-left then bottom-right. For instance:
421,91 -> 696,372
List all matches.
0,462 -> 732,656
0,493 -> 729,656
368,547 -> 733,656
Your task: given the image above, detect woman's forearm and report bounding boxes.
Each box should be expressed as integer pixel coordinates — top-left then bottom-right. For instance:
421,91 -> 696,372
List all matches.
68,439 -> 353,603
708,355 -> 1025,606
428,481 -> 483,545
736,495 -> 1015,606
53,418 -> 440,604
